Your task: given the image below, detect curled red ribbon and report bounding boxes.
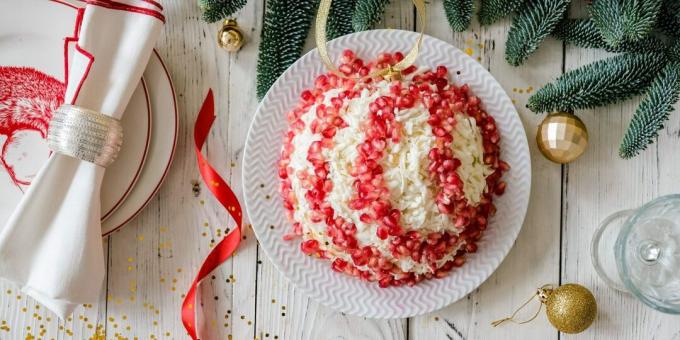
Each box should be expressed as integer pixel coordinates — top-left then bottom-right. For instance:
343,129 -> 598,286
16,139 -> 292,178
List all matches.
182,90 -> 243,339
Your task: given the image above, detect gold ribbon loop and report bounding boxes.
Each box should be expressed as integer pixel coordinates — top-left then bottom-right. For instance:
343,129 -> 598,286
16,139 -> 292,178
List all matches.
315,0 -> 427,80
491,284 -> 555,327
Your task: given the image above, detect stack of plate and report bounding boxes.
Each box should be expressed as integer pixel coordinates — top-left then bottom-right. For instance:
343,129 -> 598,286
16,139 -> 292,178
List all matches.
0,0 -> 177,235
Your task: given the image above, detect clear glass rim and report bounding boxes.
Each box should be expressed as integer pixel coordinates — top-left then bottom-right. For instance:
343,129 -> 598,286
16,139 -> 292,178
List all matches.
591,209 -> 633,292
616,194 -> 680,314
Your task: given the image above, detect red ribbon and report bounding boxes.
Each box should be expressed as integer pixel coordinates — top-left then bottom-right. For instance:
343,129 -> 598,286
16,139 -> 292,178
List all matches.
182,90 -> 243,339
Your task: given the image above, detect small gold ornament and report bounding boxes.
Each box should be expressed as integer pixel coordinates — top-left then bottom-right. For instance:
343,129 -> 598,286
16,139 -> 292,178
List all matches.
492,283 -> 597,334
544,284 -> 597,334
536,112 -> 588,164
217,19 -> 245,52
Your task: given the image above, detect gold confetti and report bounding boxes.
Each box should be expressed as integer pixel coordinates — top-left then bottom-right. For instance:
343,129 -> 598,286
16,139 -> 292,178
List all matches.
464,47 -> 474,56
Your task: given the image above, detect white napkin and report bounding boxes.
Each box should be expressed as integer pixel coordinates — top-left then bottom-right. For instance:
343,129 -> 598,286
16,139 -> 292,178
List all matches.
0,1 -> 163,317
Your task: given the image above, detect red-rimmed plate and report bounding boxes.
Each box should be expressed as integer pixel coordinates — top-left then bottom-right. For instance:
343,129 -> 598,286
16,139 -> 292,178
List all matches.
0,0 -> 178,235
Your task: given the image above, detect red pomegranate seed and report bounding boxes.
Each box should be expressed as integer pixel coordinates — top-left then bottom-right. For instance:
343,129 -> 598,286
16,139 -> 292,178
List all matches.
301,239 -> 320,255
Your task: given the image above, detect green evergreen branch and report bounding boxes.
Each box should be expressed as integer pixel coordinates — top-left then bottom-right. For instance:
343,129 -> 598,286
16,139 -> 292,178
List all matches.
352,0 -> 390,31
590,0 -> 663,47
505,0 -> 569,66
327,0 -> 357,40
620,62 -> 680,158
657,0 -> 680,38
199,0 -> 248,23
256,0 -> 317,100
478,0 -> 525,26
444,0 -> 474,32
669,40 -> 680,63
528,52 -> 668,113
553,19 -> 666,53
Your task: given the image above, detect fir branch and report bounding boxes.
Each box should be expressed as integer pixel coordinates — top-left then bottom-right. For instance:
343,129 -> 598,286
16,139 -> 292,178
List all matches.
256,0 -> 317,99
553,18 -> 666,53
199,0 -> 248,23
478,0 -> 525,26
590,0 -> 663,48
444,0 -> 474,32
505,0 -> 569,66
669,40 -> 680,63
657,0 -> 680,38
352,0 -> 390,31
620,62 -> 680,158
527,52 -> 668,113
327,0 -> 357,40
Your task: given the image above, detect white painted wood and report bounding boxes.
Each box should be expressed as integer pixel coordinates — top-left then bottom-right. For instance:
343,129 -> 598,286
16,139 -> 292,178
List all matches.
1,0 -> 679,339
559,2 -> 680,339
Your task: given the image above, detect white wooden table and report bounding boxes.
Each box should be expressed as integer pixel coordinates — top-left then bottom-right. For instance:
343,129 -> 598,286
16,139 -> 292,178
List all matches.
2,0 -> 679,339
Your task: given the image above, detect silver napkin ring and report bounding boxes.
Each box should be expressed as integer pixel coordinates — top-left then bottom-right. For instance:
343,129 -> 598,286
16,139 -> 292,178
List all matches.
47,105 -> 123,168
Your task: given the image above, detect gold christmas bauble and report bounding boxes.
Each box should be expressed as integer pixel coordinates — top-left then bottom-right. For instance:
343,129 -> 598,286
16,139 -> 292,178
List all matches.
217,19 -> 245,52
541,283 -> 597,334
536,112 -> 588,164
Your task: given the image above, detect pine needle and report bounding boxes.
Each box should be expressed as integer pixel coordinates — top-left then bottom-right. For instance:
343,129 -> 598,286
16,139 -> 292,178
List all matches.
527,52 -> 668,113
256,0 -> 317,100
590,0 -> 663,47
444,0 -> 474,32
505,0 -> 570,66
620,62 -> 680,158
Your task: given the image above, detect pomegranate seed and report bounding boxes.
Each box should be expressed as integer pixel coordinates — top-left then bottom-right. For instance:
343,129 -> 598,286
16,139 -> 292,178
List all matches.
495,181 -> 506,195
301,239 -> 320,255
436,65 -> 448,78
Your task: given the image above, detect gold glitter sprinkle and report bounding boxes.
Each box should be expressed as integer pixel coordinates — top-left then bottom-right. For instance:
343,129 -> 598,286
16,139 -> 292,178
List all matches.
127,257 -> 134,263
137,235 -> 145,241
464,47 -> 474,56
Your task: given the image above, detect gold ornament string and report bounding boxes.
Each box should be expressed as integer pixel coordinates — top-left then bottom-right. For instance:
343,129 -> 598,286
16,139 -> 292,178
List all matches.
315,0 -> 427,80
491,284 -> 555,327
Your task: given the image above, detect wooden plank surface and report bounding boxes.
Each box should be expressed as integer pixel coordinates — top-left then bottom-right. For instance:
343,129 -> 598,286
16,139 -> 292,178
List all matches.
1,0 -> 679,339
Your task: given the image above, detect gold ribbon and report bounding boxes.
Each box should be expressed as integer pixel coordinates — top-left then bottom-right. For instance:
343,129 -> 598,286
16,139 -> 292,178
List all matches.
315,0 -> 427,80
491,284 -> 555,327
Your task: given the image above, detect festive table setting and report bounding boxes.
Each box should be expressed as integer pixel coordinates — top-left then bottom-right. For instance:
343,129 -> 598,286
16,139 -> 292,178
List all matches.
0,0 -> 679,339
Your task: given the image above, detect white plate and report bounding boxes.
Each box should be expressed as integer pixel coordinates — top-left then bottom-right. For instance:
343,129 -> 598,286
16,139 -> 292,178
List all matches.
0,0 -> 150,226
243,30 -> 531,318
0,0 -> 177,236
101,50 -> 178,235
